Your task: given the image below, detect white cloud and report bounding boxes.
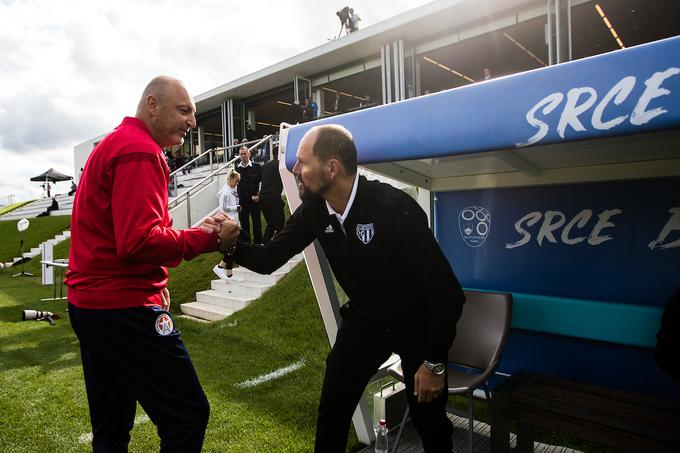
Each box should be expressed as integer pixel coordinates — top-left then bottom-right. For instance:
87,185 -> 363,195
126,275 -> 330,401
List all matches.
0,0 -> 430,202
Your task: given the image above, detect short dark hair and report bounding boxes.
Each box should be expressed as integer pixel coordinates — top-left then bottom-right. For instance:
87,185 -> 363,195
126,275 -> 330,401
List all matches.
311,124 -> 357,175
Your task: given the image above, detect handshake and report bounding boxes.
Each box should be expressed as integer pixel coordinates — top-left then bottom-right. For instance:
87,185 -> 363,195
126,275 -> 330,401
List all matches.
199,212 -> 240,252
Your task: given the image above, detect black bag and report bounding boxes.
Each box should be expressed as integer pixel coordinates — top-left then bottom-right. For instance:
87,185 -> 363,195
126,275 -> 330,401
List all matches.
655,286 -> 680,381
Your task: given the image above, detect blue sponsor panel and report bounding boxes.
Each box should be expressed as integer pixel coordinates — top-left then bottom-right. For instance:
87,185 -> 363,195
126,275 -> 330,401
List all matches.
285,36 -> 680,171
435,177 -> 680,398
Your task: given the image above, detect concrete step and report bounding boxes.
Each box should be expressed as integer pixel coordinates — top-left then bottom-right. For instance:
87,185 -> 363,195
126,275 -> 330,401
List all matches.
180,302 -> 234,321
232,267 -> 287,285
272,259 -> 303,273
178,314 -> 212,323
196,289 -> 257,310
186,253 -> 304,322
211,279 -> 272,298
50,210 -> 73,216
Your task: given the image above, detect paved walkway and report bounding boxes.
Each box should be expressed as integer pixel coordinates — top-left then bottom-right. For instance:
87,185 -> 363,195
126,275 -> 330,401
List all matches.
356,413 -> 582,453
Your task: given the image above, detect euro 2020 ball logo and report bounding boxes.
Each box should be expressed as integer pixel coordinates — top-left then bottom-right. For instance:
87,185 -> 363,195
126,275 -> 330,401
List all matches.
458,206 -> 491,247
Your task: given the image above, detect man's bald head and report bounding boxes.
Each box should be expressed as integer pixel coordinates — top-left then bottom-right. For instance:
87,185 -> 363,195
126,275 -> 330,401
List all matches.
136,76 -> 184,116
135,75 -> 196,148
303,124 -> 357,176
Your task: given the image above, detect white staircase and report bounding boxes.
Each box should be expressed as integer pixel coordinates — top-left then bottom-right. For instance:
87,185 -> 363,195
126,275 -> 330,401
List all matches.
180,254 -> 304,322
0,194 -> 74,221
1,230 -> 71,269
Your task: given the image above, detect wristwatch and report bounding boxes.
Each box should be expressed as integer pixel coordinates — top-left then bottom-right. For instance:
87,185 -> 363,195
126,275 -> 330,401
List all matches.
423,360 -> 446,375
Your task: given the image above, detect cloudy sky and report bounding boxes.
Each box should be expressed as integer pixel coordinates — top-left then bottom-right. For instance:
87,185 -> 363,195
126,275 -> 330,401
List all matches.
0,0 -> 431,202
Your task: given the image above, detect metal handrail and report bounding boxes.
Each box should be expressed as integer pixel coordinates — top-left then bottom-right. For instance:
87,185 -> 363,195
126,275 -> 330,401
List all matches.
169,137 -> 265,179
168,135 -> 274,226
168,160 -> 234,211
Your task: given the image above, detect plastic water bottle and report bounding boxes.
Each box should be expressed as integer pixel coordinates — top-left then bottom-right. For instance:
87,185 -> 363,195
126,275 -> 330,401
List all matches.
374,418 -> 388,453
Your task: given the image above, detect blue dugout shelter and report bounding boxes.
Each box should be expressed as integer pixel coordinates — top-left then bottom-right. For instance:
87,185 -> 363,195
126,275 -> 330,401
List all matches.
277,35 -> 680,444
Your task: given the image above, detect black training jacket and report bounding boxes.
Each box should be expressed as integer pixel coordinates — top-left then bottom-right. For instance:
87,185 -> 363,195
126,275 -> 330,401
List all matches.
234,175 -> 465,363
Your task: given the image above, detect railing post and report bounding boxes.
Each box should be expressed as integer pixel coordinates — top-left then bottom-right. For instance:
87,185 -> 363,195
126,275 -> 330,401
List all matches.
186,192 -> 192,228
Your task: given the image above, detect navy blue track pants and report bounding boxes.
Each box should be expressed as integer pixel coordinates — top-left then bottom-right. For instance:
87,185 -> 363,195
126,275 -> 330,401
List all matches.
68,302 -> 209,453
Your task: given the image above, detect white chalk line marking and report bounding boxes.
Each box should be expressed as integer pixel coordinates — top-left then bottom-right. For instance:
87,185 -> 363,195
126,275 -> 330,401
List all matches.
78,413 -> 150,443
235,358 -> 306,389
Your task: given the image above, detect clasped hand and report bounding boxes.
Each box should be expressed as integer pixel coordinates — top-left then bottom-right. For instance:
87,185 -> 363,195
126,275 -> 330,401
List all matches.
199,212 -> 239,251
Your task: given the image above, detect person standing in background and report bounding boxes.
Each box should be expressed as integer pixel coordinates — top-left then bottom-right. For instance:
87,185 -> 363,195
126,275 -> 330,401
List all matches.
235,145 -> 263,243
252,157 -> 285,243
214,170 -> 244,282
308,96 -> 319,120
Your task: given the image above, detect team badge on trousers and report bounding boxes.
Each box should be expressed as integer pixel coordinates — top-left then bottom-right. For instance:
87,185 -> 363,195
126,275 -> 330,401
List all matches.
356,223 -> 374,244
155,313 -> 174,336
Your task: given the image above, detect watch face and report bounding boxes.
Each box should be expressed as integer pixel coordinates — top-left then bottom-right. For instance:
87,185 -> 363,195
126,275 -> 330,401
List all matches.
425,361 -> 446,375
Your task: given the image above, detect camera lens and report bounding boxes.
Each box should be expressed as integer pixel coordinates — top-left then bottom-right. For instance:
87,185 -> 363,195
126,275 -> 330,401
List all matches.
22,310 -> 38,321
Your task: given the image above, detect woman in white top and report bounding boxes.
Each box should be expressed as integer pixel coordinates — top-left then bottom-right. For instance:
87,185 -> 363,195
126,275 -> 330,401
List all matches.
217,170 -> 240,222
214,170 -> 243,282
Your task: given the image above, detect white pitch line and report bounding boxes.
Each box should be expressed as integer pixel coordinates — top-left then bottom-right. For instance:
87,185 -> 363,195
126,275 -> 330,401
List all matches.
78,413 -> 150,444
235,359 -> 306,389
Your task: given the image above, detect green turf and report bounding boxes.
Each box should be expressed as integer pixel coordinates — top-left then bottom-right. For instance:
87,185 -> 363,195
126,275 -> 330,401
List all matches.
0,215 -> 71,263
0,228 -> 366,452
0,215 -> 615,452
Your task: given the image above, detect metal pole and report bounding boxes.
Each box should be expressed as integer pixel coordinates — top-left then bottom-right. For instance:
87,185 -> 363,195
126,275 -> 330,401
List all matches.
555,0 -> 561,64
227,99 -> 234,146
186,193 -> 192,228
381,46 -> 387,105
221,101 -> 228,157
398,40 -> 405,101
385,45 -> 392,104
547,0 -> 553,66
59,266 -> 64,299
567,0 -> 572,61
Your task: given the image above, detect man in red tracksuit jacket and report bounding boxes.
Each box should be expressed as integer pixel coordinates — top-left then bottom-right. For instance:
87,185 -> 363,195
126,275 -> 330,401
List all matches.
65,76 -> 238,453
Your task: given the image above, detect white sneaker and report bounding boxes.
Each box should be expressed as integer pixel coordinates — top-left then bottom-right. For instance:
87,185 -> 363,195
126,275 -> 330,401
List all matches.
213,265 -> 227,280
224,274 -> 243,283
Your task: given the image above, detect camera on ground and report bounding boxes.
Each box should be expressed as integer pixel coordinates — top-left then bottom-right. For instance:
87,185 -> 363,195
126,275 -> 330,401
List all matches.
22,310 -> 59,325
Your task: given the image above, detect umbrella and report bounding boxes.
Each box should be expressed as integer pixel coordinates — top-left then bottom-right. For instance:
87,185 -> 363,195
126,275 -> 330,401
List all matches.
30,168 -> 73,183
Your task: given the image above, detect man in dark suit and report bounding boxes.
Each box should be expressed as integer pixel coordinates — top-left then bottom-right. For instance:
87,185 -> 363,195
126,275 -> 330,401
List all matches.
235,146 -> 262,243
252,158 -> 284,243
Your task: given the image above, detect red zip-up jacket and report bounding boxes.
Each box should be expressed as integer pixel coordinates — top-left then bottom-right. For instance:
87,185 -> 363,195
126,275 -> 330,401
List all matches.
65,117 -> 219,309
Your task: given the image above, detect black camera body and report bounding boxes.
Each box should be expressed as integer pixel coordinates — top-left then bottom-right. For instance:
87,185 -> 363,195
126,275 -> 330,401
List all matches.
336,6 -> 350,26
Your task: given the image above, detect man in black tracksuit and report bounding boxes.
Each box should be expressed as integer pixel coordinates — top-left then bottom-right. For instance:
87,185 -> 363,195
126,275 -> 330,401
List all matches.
235,146 -> 262,243
222,124 -> 465,452
252,157 -> 285,244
